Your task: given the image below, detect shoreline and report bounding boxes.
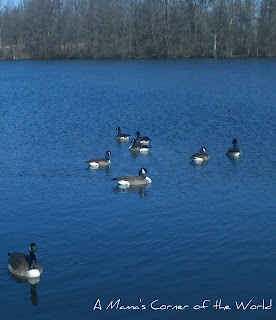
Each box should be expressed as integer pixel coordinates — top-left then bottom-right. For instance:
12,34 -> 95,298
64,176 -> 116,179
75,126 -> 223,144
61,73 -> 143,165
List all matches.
1,55 -> 276,61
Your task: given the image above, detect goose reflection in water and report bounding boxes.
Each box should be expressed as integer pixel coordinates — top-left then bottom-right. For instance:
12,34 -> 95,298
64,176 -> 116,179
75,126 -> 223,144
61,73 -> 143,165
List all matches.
113,184 -> 151,199
129,148 -> 152,159
189,159 -> 209,167
86,165 -> 111,173
116,138 -> 130,145
9,273 -> 40,305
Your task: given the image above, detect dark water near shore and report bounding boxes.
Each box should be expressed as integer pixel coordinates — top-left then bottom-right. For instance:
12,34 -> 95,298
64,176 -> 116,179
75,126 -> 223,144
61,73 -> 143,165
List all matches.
0,59 -> 275,320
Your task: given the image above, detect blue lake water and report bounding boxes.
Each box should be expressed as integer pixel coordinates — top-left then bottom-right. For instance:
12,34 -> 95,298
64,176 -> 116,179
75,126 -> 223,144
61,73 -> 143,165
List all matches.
0,59 -> 275,320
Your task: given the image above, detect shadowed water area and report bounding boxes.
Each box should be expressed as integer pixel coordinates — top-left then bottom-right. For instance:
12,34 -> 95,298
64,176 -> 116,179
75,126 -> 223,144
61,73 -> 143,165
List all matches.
0,59 -> 275,320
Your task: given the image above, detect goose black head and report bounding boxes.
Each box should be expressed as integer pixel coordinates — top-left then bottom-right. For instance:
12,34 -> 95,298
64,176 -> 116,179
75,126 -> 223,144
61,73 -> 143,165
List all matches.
115,126 -> 121,131
232,138 -> 237,144
201,147 -> 207,152
135,131 -> 140,137
139,168 -> 148,176
29,243 -> 37,256
106,151 -> 111,156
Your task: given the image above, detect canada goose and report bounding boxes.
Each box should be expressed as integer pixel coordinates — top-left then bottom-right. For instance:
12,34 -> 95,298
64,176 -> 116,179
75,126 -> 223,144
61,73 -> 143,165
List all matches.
129,139 -> 151,153
116,126 -> 130,141
84,151 -> 111,168
226,139 -> 243,159
112,168 -> 152,186
8,243 -> 43,278
190,147 -> 210,163
135,131 -> 151,145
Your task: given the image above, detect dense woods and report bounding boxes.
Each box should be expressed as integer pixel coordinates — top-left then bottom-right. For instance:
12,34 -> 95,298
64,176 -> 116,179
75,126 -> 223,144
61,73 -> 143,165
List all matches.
0,0 -> 275,59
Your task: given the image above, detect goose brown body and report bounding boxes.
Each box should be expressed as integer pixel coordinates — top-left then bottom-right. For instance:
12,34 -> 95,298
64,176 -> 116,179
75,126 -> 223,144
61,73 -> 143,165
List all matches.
129,139 -> 150,153
190,147 -> 210,162
112,168 -> 152,186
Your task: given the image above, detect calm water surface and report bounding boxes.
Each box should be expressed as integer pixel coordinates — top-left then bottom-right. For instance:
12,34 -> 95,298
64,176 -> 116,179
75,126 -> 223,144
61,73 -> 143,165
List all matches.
0,59 -> 275,320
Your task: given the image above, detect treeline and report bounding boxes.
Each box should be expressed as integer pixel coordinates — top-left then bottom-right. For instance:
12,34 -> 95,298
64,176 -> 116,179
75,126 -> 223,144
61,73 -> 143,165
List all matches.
0,0 -> 275,59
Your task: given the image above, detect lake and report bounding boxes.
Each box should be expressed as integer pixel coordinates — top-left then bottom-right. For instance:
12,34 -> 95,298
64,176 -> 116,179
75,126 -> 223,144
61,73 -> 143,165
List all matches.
0,58 -> 275,320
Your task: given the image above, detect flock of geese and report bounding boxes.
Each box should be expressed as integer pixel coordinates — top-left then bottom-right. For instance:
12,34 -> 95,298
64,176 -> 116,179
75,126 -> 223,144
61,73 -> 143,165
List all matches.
85,127 -> 243,186
7,128 -> 243,280
85,127 -> 154,187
